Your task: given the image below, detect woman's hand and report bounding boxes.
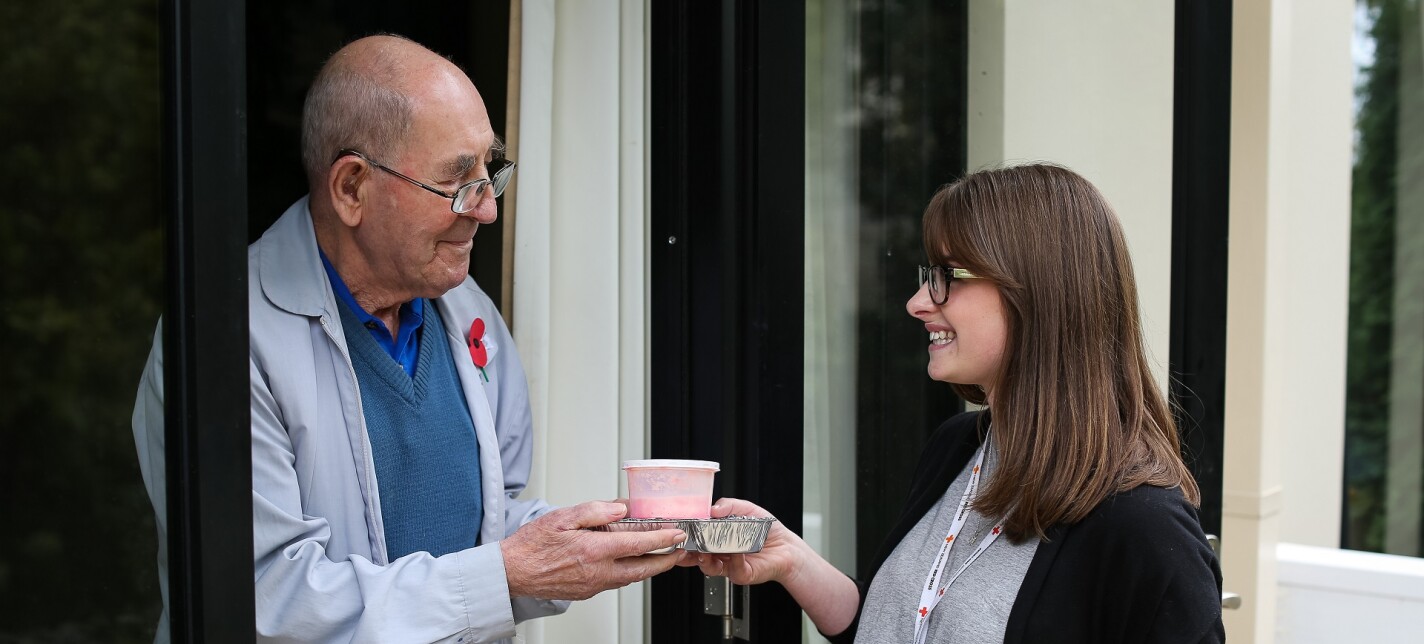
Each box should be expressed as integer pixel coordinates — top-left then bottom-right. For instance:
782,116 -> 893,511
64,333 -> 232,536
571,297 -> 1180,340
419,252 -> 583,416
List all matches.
680,497 -> 861,637
687,497 -> 805,587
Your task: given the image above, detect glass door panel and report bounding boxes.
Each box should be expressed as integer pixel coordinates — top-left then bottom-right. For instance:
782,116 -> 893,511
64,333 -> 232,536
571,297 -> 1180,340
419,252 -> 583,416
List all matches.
0,1 -> 166,640
804,3 -> 969,641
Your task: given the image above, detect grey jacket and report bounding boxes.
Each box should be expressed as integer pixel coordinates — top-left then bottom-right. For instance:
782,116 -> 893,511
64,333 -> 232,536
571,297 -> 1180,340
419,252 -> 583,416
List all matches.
132,197 -> 566,643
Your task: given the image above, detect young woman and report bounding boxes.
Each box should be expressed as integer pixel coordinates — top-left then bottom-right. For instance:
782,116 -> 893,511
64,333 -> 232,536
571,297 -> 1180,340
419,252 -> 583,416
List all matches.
692,163 -> 1225,643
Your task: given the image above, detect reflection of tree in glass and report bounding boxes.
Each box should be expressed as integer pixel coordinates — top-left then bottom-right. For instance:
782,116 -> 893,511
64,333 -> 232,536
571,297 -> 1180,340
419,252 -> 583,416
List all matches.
1343,0 -> 1405,555
0,0 -> 163,641
849,0 -> 968,570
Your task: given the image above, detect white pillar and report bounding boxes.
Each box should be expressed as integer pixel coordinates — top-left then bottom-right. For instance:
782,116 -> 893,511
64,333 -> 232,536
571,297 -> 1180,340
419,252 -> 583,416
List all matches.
512,0 -> 649,642
1223,1 -> 1288,641
1273,0 -> 1353,552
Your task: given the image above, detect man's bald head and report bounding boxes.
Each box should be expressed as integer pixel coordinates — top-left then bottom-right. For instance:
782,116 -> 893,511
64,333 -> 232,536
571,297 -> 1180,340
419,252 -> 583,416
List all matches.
299,35 -> 480,187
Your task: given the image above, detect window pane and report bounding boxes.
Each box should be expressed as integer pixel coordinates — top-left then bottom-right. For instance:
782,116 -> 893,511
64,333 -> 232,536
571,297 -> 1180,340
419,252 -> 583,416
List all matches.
804,5 -> 968,642
1343,0 -> 1424,557
0,1 -> 166,641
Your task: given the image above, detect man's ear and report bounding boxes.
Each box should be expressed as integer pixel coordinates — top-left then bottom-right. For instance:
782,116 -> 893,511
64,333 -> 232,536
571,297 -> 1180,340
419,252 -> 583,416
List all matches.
327,157 -> 369,228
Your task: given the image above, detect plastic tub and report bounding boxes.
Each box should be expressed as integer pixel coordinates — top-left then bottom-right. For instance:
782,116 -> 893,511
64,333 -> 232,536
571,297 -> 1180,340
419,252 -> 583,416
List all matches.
622,459 -> 719,519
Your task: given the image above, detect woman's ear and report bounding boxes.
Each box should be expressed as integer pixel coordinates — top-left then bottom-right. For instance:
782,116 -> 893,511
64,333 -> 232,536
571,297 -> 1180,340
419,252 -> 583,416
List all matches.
327,157 -> 368,228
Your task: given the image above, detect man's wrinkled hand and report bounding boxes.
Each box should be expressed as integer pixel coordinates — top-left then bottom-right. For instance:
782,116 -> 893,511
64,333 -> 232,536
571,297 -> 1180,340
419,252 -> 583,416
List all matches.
501,500 -> 686,600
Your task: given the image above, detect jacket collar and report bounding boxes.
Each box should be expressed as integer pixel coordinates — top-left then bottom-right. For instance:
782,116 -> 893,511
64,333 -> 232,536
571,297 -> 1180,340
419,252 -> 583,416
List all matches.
257,196 -> 337,319
256,195 -> 498,366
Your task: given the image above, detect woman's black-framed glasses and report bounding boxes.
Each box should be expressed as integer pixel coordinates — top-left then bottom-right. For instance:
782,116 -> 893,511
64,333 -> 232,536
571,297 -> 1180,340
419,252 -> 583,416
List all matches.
918,265 -> 981,305
333,148 -> 517,214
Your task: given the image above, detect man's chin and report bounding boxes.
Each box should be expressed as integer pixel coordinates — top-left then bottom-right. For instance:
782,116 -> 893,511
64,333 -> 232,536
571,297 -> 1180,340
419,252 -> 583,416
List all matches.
437,270 -> 470,294
420,262 -> 472,298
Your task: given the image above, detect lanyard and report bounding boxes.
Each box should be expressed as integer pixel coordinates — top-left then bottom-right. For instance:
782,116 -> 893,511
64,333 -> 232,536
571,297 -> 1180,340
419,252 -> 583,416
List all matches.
912,431 -> 1003,644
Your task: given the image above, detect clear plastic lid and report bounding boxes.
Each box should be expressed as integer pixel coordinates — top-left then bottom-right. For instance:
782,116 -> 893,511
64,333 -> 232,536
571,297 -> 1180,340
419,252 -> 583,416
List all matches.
622,459 -> 720,471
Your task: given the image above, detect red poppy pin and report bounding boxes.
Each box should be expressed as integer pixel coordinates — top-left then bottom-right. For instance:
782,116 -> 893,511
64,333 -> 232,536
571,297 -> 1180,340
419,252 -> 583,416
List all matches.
467,318 -> 490,382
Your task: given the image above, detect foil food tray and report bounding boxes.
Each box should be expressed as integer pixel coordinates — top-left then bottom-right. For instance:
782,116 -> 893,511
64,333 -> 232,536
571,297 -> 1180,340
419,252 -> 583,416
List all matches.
594,516 -> 775,554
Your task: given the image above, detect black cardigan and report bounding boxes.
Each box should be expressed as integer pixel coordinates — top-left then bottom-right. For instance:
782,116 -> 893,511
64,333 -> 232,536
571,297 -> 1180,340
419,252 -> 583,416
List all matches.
824,411 -> 1226,644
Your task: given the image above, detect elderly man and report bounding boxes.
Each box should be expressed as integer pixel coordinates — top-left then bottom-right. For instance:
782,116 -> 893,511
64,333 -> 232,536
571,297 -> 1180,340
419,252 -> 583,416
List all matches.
132,34 -> 684,643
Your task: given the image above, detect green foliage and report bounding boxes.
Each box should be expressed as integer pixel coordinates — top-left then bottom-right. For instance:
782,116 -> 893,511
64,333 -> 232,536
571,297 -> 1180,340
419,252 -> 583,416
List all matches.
1342,0 -> 1412,555
0,0 -> 164,641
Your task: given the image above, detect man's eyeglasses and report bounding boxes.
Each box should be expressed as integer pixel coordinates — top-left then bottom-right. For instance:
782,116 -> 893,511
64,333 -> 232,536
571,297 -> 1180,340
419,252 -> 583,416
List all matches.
918,265 -> 982,305
333,148 -> 517,214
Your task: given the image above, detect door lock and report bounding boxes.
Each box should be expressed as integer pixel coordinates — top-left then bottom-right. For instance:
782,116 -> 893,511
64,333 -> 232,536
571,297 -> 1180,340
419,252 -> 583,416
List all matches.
704,575 -> 751,640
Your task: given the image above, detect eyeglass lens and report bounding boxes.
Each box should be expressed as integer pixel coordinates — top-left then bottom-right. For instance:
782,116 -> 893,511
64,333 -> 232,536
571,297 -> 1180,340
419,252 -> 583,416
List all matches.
451,163 -> 516,213
452,181 -> 488,213
919,265 -> 947,304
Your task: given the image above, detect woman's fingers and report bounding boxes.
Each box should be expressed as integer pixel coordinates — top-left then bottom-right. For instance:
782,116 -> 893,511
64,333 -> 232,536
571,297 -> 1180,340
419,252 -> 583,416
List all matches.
710,497 -> 771,518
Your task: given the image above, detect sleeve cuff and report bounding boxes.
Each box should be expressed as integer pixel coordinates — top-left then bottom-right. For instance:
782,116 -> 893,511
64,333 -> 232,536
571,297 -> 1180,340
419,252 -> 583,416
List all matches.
446,543 -> 518,642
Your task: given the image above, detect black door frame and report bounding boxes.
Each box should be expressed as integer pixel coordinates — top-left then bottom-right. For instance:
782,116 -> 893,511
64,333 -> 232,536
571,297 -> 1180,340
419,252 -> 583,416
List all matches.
161,2 -> 523,640
161,0 -> 254,641
650,1 -> 806,641
1170,0 -> 1232,539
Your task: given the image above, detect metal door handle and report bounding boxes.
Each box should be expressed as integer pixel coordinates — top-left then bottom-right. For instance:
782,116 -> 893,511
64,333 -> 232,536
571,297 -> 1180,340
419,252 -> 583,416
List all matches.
704,575 -> 750,640
1205,534 -> 1244,610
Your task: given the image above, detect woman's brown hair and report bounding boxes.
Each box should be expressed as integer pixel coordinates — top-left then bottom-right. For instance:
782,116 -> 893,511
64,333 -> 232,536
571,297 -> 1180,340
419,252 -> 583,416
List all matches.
923,162 -> 1200,541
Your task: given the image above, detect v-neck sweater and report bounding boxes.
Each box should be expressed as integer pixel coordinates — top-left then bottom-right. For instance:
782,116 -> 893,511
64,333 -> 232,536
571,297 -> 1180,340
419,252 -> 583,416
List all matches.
855,436 -> 1039,643
337,295 -> 482,560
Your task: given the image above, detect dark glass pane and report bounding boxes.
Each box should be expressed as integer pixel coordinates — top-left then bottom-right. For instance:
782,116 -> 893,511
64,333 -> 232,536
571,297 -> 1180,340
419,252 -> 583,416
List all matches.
1343,0 -> 1424,557
804,0 -> 967,585
850,0 -> 967,574
0,0 -> 166,641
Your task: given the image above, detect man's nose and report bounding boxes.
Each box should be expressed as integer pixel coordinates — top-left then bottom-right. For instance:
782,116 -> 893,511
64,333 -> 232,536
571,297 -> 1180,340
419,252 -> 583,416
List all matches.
467,194 -> 498,225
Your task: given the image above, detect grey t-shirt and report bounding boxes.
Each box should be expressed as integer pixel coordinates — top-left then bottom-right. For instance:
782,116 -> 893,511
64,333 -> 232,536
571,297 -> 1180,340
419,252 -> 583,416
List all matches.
855,441 -> 1039,644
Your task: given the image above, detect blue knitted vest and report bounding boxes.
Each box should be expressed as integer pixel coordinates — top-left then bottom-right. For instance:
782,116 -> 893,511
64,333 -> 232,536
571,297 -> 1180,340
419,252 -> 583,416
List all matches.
337,298 -> 482,559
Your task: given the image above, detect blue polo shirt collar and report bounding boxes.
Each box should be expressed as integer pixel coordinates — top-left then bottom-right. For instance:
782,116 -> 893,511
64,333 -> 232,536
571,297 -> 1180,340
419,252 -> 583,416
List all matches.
319,249 -> 425,377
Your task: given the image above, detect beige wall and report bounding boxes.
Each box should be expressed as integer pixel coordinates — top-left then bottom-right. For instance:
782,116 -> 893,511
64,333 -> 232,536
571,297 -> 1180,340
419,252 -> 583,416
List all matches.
968,0 -> 1177,391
